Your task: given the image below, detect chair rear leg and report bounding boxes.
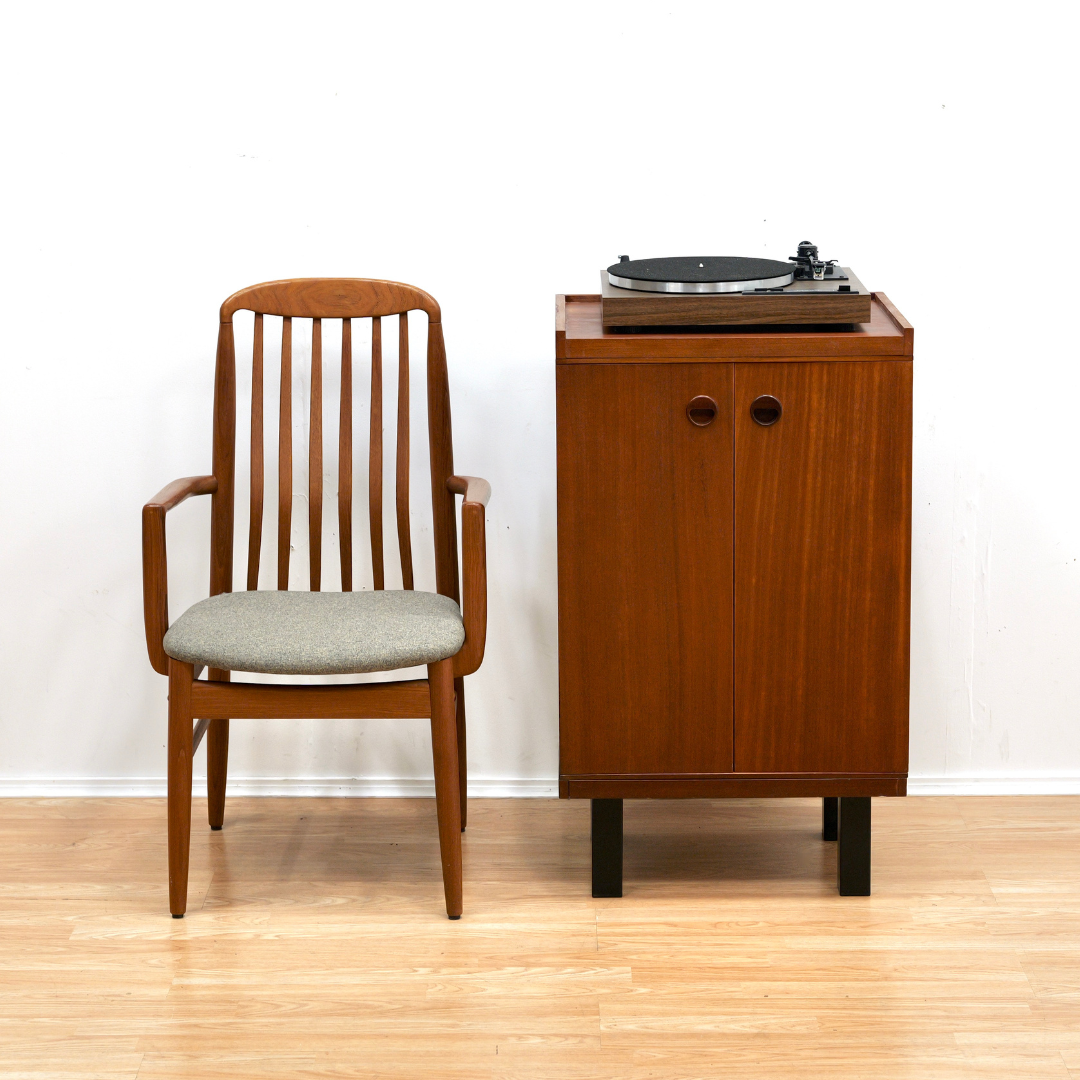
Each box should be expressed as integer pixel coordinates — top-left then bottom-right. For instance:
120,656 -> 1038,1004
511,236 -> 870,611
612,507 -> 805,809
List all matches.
167,660 -> 195,917
428,659 -> 463,918
454,675 -> 467,832
206,668 -> 230,830
207,719 -> 229,830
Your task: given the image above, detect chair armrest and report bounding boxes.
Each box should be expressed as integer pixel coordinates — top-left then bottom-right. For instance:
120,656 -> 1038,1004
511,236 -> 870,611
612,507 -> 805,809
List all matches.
446,474 -> 491,507
447,475 -> 490,677
142,476 -> 218,675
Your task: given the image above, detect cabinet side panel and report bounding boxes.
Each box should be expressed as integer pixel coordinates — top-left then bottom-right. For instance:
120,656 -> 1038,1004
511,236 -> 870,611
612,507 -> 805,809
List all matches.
557,364 -> 734,776
734,361 -> 912,774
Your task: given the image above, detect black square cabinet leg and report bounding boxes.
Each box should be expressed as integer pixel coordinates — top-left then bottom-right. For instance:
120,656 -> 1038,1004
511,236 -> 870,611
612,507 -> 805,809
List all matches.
822,797 -> 838,841
591,798 -> 623,898
837,797 -> 871,896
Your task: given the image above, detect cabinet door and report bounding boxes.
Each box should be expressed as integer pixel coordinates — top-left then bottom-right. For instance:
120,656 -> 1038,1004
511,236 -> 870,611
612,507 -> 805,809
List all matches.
734,361 -> 912,774
558,363 -> 734,776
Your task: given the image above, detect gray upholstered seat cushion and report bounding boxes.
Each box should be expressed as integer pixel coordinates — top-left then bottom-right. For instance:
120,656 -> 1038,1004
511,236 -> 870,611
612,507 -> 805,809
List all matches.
162,590 -> 464,675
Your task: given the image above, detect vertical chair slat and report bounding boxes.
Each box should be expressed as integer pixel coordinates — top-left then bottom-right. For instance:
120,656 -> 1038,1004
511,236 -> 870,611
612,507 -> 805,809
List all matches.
338,319 -> 353,591
277,316 -> 293,590
309,318 -> 323,591
427,321 -> 460,602
246,313 -> 264,590
369,316 -> 385,590
396,313 -> 414,590
210,320 -> 237,597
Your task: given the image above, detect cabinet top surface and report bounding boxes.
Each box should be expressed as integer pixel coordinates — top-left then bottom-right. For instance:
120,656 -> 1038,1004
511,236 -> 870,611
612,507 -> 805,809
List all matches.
556,293 -> 913,362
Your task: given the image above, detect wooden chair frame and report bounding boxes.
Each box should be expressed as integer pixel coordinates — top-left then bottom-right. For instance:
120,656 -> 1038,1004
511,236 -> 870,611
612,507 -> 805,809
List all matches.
142,279 -> 489,919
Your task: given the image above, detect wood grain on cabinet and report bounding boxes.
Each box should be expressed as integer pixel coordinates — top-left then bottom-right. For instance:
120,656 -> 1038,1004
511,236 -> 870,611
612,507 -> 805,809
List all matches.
557,363 -> 735,776
557,293 -> 911,362
733,360 -> 912,774
563,775 -> 906,798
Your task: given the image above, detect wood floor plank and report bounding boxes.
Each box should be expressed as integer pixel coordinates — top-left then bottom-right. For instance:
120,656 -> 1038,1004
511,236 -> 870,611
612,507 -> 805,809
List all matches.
1,796 -> 1080,1078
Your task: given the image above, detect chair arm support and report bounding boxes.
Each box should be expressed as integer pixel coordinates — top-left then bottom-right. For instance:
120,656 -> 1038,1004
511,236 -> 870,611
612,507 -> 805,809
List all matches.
447,475 -> 490,677
142,476 -> 218,675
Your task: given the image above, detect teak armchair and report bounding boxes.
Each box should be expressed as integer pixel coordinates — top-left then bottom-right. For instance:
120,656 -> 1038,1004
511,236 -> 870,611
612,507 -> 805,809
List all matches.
142,279 -> 490,919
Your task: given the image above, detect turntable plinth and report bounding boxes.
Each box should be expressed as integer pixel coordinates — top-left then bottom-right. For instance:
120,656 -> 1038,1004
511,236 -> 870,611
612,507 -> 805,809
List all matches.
556,294 -> 913,896
601,268 -> 873,327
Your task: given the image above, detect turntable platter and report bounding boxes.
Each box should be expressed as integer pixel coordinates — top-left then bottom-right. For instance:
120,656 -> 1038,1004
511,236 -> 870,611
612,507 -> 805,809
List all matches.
607,256 -> 796,294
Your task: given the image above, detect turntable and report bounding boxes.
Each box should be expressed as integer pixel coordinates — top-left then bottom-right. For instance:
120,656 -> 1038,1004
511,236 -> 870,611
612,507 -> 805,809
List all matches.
600,241 -> 871,328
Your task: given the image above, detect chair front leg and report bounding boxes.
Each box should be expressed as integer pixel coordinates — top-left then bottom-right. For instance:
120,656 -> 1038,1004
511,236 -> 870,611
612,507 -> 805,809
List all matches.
167,659 -> 195,917
428,659 -> 463,919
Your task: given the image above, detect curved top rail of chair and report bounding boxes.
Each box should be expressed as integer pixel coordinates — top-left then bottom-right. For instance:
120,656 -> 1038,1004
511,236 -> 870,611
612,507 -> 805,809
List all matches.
220,278 -> 442,322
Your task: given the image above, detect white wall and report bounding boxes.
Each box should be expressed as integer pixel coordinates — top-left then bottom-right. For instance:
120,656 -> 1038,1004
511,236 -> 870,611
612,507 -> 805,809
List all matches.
2,1 -> 1078,795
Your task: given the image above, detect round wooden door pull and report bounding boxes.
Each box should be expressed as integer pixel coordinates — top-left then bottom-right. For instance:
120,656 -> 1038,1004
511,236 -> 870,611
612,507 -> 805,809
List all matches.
751,394 -> 782,426
686,395 -> 718,426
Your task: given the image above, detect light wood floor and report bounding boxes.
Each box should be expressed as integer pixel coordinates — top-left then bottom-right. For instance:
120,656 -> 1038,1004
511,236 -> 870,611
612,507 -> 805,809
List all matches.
2,796 -> 1080,1078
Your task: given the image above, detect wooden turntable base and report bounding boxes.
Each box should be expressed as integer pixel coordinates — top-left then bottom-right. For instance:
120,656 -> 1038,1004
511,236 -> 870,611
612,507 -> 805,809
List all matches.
601,268 -> 873,327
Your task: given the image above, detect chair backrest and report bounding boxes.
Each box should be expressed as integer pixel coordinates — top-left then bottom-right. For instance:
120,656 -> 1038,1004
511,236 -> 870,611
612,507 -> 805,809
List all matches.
209,278 -> 459,605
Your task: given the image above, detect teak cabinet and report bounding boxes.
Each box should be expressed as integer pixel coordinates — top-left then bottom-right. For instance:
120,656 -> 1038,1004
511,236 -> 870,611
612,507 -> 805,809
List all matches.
555,294 -> 913,897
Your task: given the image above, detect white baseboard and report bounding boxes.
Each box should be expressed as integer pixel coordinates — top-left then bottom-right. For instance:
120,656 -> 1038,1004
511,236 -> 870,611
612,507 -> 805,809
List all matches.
0,777 -> 558,798
906,776 -> 1080,796
2,776 -> 1080,798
